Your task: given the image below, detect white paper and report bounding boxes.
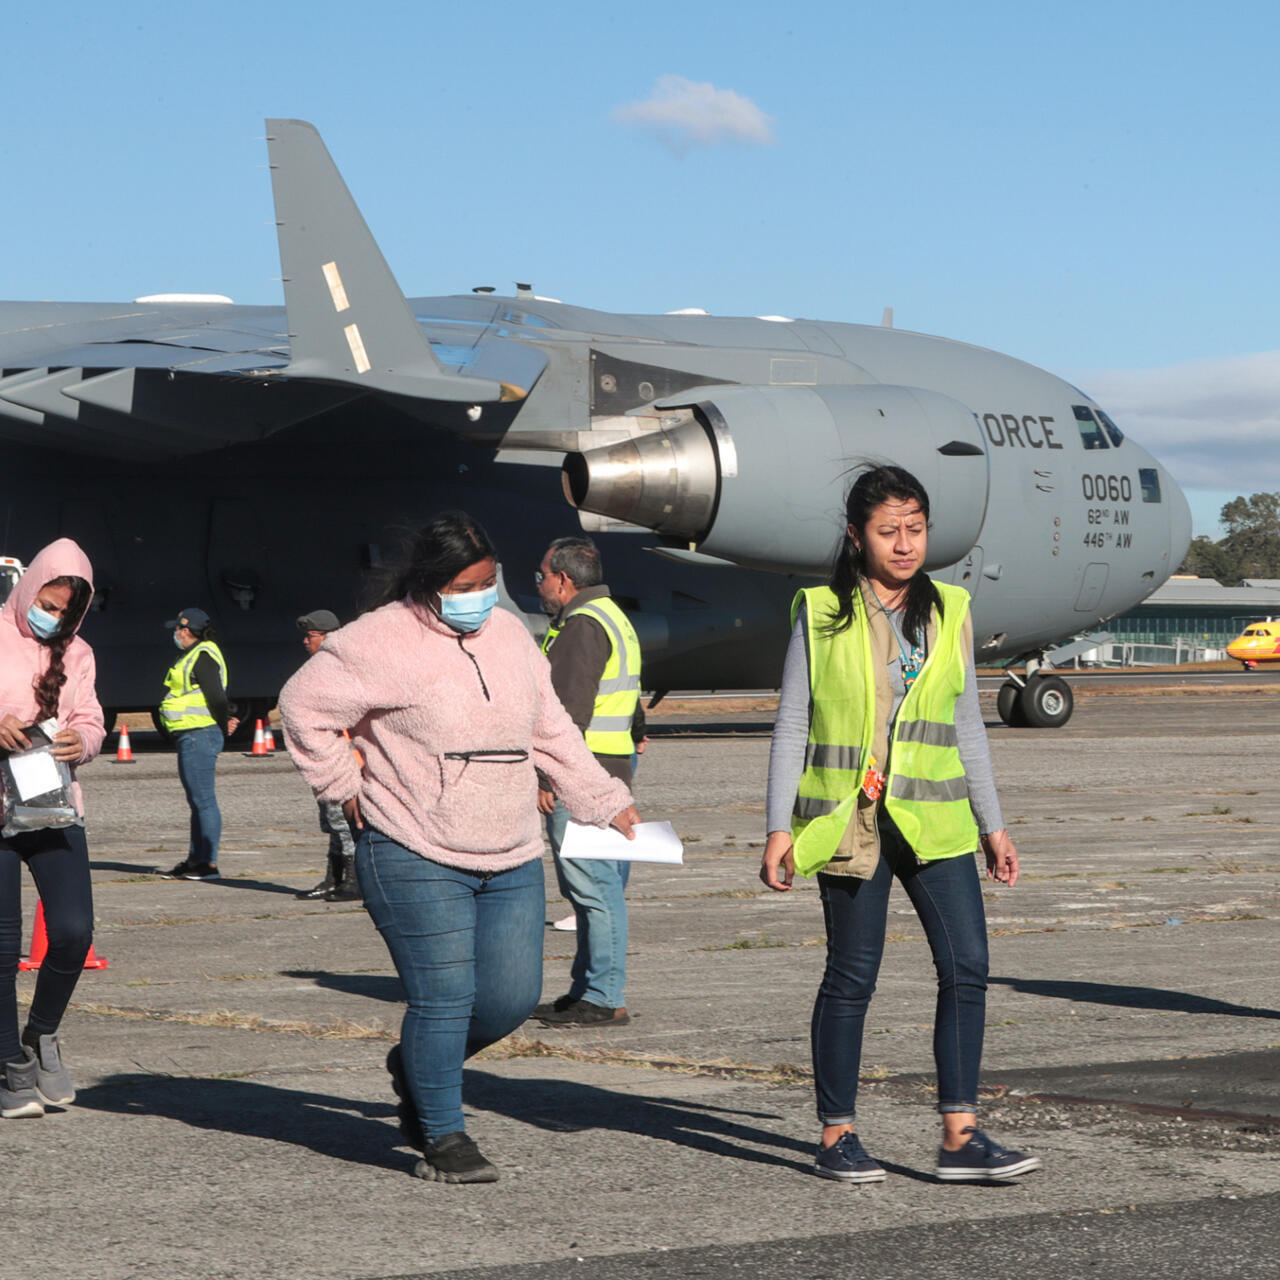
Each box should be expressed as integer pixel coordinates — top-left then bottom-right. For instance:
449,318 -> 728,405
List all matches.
8,749 -> 62,801
559,819 -> 684,865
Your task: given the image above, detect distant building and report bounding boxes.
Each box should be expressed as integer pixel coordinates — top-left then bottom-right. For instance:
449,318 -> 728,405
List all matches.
1105,576 -> 1280,654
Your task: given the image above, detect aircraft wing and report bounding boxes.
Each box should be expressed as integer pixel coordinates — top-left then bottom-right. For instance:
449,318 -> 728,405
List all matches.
0,118 -> 544,459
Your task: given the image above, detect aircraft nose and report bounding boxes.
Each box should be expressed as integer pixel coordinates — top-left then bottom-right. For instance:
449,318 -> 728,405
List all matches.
1166,467 -> 1192,569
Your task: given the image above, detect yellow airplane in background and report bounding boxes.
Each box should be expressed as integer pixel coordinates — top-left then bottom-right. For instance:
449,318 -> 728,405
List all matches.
1225,620 -> 1280,669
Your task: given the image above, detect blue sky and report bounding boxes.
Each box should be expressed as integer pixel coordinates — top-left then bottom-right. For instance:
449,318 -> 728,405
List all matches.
5,0 -> 1277,537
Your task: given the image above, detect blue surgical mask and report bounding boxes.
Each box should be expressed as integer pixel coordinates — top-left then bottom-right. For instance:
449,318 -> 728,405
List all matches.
26,605 -> 61,640
173,631 -> 185,650
437,585 -> 499,633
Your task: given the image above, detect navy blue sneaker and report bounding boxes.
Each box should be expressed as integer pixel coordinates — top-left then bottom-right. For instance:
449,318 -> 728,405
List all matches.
814,1132 -> 886,1183
935,1127 -> 1041,1182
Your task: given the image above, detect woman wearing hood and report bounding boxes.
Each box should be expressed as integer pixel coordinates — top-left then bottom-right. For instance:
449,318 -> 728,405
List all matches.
279,512 -> 639,1184
0,538 -> 105,1119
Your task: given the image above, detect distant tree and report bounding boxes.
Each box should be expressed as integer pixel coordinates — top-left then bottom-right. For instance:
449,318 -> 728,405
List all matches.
1219,492 -> 1280,579
1178,535 -> 1241,584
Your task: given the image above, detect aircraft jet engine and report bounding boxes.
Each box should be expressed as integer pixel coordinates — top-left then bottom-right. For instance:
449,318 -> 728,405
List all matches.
564,383 -> 990,575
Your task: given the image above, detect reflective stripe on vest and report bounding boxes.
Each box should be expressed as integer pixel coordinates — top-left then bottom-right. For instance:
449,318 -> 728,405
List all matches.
159,641 -> 228,732
789,582 -> 978,877
543,597 -> 641,755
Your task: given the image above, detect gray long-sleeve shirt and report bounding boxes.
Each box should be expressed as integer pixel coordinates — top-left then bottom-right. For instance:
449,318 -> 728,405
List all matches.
766,603 -> 1003,836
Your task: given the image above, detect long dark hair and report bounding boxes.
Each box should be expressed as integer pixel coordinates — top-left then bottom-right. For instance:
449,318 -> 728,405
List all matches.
365,511 -> 497,611
33,575 -> 93,721
823,465 -> 941,647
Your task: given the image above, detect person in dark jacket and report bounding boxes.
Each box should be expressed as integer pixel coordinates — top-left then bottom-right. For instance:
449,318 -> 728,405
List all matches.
533,537 -> 645,1029
158,607 -> 238,880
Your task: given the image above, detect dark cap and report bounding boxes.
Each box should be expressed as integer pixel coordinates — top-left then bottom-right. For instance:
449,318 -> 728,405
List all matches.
296,609 -> 341,633
166,607 -> 210,632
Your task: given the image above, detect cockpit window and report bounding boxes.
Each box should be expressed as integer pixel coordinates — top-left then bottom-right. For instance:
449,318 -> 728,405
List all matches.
1073,404 -> 1108,449
1096,409 -> 1124,446
1138,467 -> 1162,503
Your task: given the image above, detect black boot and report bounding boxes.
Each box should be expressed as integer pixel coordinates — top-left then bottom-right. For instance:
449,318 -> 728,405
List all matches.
297,850 -> 341,899
324,854 -> 361,902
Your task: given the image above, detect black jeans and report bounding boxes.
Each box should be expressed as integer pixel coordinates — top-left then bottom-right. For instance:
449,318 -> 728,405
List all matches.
812,819 -> 989,1124
0,824 -> 94,1063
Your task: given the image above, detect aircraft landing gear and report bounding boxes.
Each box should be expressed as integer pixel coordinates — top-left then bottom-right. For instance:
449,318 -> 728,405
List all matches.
995,667 -> 1075,729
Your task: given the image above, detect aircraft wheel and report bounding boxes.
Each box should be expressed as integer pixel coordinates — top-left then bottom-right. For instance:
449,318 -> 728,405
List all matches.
996,681 -> 1027,726
1019,675 -> 1073,728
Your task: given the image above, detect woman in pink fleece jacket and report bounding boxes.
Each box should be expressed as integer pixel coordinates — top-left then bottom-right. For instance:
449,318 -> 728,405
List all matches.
0,539 -> 105,1120
279,513 -> 638,1184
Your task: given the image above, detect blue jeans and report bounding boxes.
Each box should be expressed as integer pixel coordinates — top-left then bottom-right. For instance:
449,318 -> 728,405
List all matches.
812,818 -> 988,1123
357,830 -> 544,1140
546,800 -> 630,1009
0,825 -> 94,1064
174,726 -> 224,865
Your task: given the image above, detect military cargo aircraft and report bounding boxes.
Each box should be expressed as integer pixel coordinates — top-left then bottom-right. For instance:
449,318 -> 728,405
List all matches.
0,119 -> 1190,733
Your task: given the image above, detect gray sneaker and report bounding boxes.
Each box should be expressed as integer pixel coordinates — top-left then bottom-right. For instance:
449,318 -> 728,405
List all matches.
27,1033 -> 74,1106
2,1050 -> 45,1119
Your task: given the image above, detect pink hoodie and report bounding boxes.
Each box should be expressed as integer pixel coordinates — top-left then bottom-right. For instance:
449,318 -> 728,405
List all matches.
278,599 -> 633,874
0,538 -> 105,814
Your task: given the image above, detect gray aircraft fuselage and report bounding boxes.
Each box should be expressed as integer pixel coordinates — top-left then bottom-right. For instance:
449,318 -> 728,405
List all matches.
0,119 -> 1190,725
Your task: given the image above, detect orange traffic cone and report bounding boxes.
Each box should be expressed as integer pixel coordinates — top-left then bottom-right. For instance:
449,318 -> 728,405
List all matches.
19,901 -> 109,971
264,724 -> 277,752
246,719 -> 268,757
18,902 -> 47,970
114,721 -> 134,763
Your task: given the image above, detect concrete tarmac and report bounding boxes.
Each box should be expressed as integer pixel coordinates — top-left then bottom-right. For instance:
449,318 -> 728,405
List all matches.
6,688 -> 1279,1279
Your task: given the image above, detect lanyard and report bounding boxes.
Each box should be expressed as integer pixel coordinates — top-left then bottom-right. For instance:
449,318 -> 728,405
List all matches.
868,584 -> 924,689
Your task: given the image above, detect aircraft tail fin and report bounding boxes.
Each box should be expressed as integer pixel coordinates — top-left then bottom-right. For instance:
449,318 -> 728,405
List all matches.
265,119 -> 502,403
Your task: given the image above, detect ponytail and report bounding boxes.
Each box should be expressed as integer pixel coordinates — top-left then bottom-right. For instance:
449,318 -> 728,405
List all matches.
32,576 -> 92,720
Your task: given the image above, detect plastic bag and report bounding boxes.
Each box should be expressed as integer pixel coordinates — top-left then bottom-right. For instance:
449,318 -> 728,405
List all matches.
1,718 -> 78,837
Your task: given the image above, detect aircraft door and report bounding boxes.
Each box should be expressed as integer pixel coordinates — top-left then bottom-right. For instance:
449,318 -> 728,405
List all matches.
1074,561 -> 1110,613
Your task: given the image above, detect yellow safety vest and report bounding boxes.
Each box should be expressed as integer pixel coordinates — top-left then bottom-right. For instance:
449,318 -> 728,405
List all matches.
790,582 -> 978,877
542,596 -> 641,756
159,640 -> 228,733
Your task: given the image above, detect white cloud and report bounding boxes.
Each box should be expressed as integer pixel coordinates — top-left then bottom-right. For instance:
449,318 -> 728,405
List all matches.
1071,350 -> 1280,493
613,75 -> 774,152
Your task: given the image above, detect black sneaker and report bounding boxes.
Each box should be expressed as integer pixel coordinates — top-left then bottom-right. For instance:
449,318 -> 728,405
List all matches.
296,879 -> 334,899
323,883 -> 361,902
177,862 -> 220,880
935,1127 -> 1041,1182
537,999 -> 630,1028
531,993 -> 576,1019
386,1045 -> 424,1152
413,1131 -> 499,1184
814,1132 -> 886,1183
160,860 -> 195,879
